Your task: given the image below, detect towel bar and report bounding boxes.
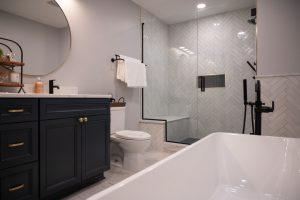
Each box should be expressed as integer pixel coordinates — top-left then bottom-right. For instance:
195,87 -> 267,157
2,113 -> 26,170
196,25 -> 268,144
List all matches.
111,54 -> 148,67
111,54 -> 124,63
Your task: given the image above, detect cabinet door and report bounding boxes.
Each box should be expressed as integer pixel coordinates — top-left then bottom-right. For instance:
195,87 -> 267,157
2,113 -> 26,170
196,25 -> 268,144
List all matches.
82,115 -> 110,181
40,118 -> 81,198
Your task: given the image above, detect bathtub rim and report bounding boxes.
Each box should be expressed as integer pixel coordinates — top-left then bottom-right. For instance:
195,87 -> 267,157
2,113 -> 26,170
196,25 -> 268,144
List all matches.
87,132 -> 299,200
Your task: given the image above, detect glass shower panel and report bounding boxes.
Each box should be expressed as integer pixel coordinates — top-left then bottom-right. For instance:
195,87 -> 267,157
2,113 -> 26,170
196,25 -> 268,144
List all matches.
142,3 -> 256,144
167,20 -> 198,143
142,8 -> 199,144
142,9 -> 169,119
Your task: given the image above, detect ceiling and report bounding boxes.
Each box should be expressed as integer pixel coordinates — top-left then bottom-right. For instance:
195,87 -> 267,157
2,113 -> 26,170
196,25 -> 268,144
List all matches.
0,0 -> 68,28
131,0 -> 256,24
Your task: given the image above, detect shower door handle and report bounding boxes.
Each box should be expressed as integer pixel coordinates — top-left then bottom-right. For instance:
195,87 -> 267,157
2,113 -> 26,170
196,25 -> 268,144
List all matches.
201,76 -> 205,92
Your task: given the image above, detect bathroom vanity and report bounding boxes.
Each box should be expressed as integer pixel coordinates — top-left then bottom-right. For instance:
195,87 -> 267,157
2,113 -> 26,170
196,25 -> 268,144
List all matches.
0,94 -> 111,200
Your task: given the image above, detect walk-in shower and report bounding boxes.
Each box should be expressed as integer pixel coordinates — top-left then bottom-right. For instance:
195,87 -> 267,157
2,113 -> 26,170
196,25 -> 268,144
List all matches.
142,1 -> 257,144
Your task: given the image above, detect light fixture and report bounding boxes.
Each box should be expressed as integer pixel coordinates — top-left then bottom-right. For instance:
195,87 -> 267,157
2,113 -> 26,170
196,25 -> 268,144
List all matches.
179,46 -> 185,49
197,3 -> 206,9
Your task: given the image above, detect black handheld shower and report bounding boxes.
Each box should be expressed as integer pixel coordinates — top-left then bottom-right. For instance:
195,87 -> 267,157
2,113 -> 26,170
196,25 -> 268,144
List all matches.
243,79 -> 248,105
242,79 -> 249,134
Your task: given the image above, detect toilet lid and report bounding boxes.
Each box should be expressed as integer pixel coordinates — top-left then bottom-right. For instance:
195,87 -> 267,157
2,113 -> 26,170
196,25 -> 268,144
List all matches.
115,130 -> 151,140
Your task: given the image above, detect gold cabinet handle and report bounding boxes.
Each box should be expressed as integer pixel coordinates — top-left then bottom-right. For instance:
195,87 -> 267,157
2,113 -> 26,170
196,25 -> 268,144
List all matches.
8,108 -> 24,113
84,117 -> 88,122
9,184 -> 25,192
78,117 -> 84,123
8,142 -> 24,148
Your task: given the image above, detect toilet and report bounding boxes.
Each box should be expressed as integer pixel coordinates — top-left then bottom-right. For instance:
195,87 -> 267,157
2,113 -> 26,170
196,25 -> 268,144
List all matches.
110,106 -> 151,171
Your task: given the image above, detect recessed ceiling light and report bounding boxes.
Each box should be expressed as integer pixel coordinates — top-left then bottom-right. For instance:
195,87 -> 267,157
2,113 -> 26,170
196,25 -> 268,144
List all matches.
197,3 -> 206,9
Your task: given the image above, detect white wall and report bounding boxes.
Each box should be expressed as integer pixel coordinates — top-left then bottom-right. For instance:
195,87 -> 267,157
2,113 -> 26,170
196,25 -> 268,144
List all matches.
24,0 -> 142,130
257,0 -> 300,138
257,0 -> 300,75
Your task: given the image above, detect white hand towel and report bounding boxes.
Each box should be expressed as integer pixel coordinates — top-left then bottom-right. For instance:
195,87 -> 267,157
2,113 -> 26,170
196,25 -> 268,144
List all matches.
116,60 -> 126,82
125,61 -> 147,88
116,55 -> 139,82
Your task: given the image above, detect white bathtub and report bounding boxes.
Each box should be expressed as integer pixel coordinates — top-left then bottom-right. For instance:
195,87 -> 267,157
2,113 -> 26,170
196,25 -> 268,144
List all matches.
89,133 -> 300,200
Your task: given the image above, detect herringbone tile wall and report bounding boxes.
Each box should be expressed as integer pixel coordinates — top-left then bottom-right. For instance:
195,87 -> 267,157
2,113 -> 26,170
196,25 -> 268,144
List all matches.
143,8 -> 257,141
169,9 -> 256,139
259,76 -> 300,138
197,9 -> 256,137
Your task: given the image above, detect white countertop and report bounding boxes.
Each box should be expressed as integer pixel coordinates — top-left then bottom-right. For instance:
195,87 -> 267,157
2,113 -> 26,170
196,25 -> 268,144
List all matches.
0,92 -> 112,99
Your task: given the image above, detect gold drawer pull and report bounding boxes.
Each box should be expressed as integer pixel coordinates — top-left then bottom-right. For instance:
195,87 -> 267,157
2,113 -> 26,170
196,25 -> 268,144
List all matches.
9,184 -> 25,192
8,109 -> 25,113
8,142 -> 24,148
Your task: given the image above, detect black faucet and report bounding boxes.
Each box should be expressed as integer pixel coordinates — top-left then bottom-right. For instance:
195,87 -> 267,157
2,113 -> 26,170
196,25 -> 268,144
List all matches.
49,79 -> 60,94
254,80 -> 274,135
243,79 -> 274,135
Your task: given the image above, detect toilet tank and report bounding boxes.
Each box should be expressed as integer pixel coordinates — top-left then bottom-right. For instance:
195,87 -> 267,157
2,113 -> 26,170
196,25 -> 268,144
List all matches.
110,106 -> 126,134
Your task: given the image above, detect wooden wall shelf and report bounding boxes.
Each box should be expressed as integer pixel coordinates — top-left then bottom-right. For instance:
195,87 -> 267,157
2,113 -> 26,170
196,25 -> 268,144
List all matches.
0,82 -> 24,87
0,60 -> 25,67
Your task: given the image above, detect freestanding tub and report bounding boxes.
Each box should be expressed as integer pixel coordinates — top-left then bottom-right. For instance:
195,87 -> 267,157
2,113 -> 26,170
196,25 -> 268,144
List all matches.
89,133 -> 300,200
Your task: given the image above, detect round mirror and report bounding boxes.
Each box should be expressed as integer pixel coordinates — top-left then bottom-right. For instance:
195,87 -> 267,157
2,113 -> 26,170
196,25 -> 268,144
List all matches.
0,0 -> 71,76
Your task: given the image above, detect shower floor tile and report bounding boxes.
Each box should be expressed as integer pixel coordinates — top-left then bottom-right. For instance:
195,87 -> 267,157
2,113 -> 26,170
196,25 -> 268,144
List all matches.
180,137 -> 199,145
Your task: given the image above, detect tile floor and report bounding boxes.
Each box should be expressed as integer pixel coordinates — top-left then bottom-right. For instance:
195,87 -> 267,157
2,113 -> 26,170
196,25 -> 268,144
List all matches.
64,146 -> 184,200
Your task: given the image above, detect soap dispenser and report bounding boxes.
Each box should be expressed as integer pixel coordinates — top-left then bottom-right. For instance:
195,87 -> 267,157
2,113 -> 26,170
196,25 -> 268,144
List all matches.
34,77 -> 44,93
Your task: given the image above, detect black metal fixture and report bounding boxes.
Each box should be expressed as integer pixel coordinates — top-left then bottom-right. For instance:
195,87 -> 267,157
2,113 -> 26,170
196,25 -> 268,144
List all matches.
246,61 -> 257,74
248,8 -> 256,25
242,79 -> 274,135
254,81 -> 274,135
49,79 -> 60,94
0,43 -> 13,53
111,54 -> 124,63
0,37 -> 25,93
200,76 -> 205,92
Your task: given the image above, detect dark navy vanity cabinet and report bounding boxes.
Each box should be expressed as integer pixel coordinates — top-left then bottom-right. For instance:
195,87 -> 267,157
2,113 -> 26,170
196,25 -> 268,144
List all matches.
0,98 -> 110,200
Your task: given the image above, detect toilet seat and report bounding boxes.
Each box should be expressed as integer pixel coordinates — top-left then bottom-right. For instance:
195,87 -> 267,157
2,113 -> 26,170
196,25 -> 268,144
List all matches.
115,130 -> 151,141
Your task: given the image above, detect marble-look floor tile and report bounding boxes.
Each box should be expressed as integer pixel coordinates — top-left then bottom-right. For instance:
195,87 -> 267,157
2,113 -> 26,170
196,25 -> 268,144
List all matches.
64,148 -> 183,200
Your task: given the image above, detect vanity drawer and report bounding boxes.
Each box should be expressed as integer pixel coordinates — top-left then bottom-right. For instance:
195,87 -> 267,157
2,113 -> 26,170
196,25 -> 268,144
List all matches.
0,99 -> 38,124
0,122 -> 38,170
0,163 -> 38,200
40,98 -> 110,120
